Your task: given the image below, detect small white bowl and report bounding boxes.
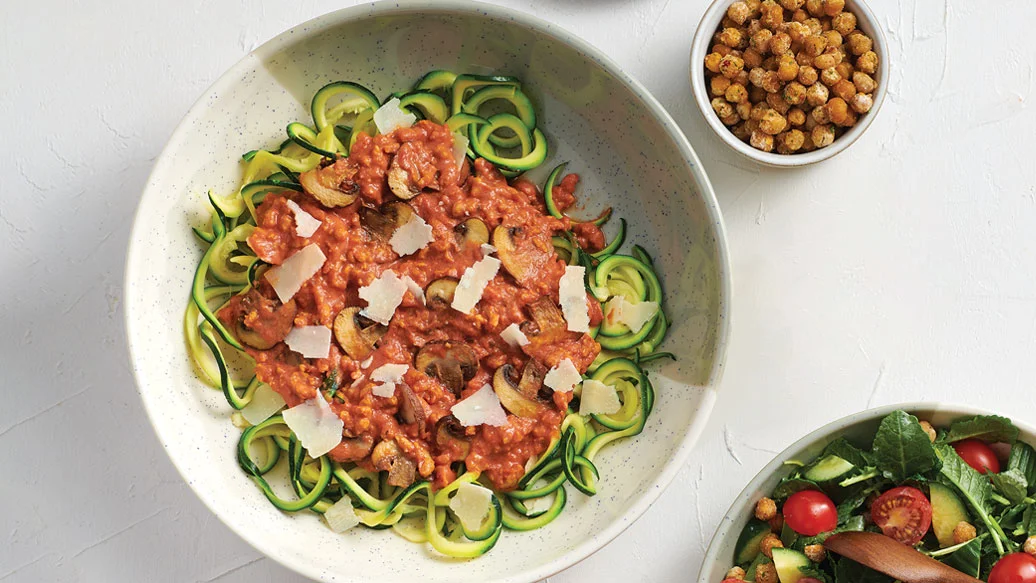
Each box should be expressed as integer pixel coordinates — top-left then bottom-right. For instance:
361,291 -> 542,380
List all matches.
696,403 -> 1036,582
689,0 -> 890,167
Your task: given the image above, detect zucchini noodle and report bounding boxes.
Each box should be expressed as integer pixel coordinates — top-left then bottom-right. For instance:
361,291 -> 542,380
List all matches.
184,71 -> 674,558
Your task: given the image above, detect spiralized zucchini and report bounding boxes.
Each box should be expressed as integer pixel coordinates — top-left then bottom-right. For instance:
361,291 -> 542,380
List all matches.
184,71 -> 673,558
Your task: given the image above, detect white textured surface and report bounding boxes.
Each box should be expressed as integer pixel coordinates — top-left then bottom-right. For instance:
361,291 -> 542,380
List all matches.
2,2 -> 1036,583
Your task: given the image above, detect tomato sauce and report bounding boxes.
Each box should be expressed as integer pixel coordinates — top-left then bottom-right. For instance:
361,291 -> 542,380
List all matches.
220,121 -> 601,490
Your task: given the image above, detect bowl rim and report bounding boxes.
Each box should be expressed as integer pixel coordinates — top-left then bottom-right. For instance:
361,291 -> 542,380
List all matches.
696,401 -> 1036,581
123,1 -> 733,581
689,0 -> 890,168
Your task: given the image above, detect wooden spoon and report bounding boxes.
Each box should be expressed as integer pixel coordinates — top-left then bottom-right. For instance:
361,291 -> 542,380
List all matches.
824,531 -> 982,583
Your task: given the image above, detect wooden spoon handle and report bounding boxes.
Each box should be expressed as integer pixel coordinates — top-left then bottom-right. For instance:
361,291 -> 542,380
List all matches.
823,531 -> 983,583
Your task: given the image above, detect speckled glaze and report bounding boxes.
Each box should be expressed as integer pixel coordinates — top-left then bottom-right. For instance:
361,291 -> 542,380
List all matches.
124,2 -> 730,582
689,0 -> 890,168
697,403 -> 1036,582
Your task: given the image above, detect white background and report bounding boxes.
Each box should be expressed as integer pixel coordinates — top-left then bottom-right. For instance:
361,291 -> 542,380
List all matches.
3,0 -> 1036,581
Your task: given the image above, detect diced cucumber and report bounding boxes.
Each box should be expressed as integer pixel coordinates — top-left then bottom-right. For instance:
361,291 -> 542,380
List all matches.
771,548 -> 810,583
930,482 -> 970,548
803,455 -> 855,483
734,519 -> 772,565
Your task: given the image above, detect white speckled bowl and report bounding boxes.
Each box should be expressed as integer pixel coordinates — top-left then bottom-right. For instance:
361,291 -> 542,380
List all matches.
689,0 -> 889,167
124,2 -> 731,582
697,403 -> 1036,582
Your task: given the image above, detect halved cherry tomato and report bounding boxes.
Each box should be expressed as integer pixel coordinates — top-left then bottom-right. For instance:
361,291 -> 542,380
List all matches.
870,486 -> 932,546
953,438 -> 1001,474
989,553 -> 1036,583
783,490 -> 838,536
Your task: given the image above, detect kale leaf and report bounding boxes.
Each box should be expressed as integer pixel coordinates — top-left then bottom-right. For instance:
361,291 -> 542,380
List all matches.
832,557 -> 893,583
939,536 -> 983,578
936,443 -> 1010,554
991,468 -> 1029,505
870,410 -> 940,482
772,477 -> 820,501
1022,505 -> 1036,538
945,414 -> 1019,444
1008,441 -> 1036,495
823,437 -> 873,469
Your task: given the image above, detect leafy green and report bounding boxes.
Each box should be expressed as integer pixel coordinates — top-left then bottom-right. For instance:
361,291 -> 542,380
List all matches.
836,480 -> 888,524
823,437 -> 873,468
321,371 -> 339,401
772,477 -> 820,501
1023,505 -> 1036,537
1008,441 -> 1036,494
870,410 -> 940,482
936,443 -> 1009,554
832,557 -> 893,583
939,536 -> 983,577
799,515 -> 866,546
945,414 -> 1019,444
796,564 -> 833,583
991,468 -> 1029,504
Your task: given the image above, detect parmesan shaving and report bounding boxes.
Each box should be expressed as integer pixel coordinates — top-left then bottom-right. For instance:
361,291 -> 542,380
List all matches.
499,322 -> 530,347
449,482 -> 494,532
264,244 -> 326,304
544,358 -> 581,393
452,132 -> 470,170
559,265 -> 590,332
451,256 -> 501,314
241,384 -> 286,425
374,97 -> 417,134
358,270 -> 408,325
370,363 -> 408,398
579,379 -> 621,416
281,394 -> 344,458
451,384 -> 508,427
389,213 -> 434,257
324,498 -> 361,533
284,325 -> 332,359
605,295 -> 659,334
401,275 -> 426,305
285,199 -> 321,238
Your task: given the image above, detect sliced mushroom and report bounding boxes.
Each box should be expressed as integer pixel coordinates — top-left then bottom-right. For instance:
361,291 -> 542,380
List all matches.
526,297 -> 568,340
387,158 -> 420,200
425,277 -> 458,310
299,158 -> 359,207
327,435 -> 374,463
414,341 -> 479,396
492,225 -> 552,286
372,439 -> 417,487
396,384 -> 427,434
492,364 -> 546,418
232,289 -> 298,349
435,415 -> 472,461
333,307 -> 388,360
358,201 -> 415,240
453,218 -> 489,247
517,358 -> 548,400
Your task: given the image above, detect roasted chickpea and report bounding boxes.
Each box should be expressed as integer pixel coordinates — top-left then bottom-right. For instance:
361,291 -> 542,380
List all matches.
832,11 -> 857,35
823,0 -> 844,16
787,107 -> 807,126
856,50 -> 878,74
835,61 -> 855,81
705,52 -> 724,73
798,65 -> 819,85
736,69 -> 751,86
853,71 -> 878,93
750,101 -> 771,120
745,119 -> 760,133
953,521 -> 978,545
811,123 -> 835,147
750,29 -> 774,53
786,21 -> 809,42
833,78 -> 856,102
820,66 -> 842,86
755,563 -> 778,583
767,91 -> 791,113
776,129 -> 806,153
743,47 -> 764,68
804,17 -> 823,36
919,420 -> 937,443
726,566 -> 748,581
749,85 -> 768,102
795,51 -> 813,66
718,27 -> 744,47
759,0 -> 784,29
721,110 -> 741,125
783,81 -> 808,105
726,83 -> 750,103
806,82 -> 830,106
822,30 -> 843,48
846,31 -> 873,55
711,75 -> 732,96
792,9 -> 808,22
721,16 -> 739,30
759,109 -> 789,134
812,49 -> 841,70
1024,536 -> 1036,557
745,0 -> 762,14
760,533 -> 784,558
719,54 -> 746,79
749,66 -> 767,87
777,56 -> 800,81
755,497 -> 778,521
727,1 -> 752,25
736,100 -> 754,120
803,35 -> 827,57
804,112 -> 818,130
747,18 -> 764,36
810,103 -> 831,124
770,32 -> 792,56
713,43 -> 734,57
805,0 -> 824,17
712,97 -> 737,120
750,130 -> 775,152
761,71 -> 782,92
761,55 -> 777,71
826,96 -> 849,124
732,122 -> 752,141
804,544 -> 826,562
779,0 -> 805,9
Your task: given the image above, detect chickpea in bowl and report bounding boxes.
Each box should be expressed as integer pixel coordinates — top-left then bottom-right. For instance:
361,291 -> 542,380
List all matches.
690,0 -> 888,166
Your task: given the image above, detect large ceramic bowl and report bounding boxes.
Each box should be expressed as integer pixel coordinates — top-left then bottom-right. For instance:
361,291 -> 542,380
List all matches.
697,403 -> 1036,582
125,2 -> 731,582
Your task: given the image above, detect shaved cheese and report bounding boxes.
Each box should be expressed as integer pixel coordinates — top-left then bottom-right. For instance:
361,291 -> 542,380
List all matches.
285,199 -> 321,237
499,322 -> 530,347
402,275 -> 426,305
480,243 -> 497,257
544,358 -> 581,393
265,244 -> 326,303
605,295 -> 659,334
324,498 -> 361,533
374,97 -> 417,134
452,132 -> 469,169
359,270 -> 408,325
559,265 -> 590,332
360,356 -> 374,369
523,487 -> 556,515
371,363 -> 408,384
451,256 -> 501,314
579,379 -> 621,416
241,384 -> 286,425
389,213 -> 434,256
449,482 -> 494,532
451,384 -> 508,427
282,394 -> 344,457
371,382 -> 396,398
284,326 -> 332,359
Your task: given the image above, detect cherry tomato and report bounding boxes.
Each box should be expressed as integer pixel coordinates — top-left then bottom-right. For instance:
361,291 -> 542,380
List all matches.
783,490 -> 838,536
953,438 -> 1001,474
870,486 -> 932,545
989,553 -> 1036,583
